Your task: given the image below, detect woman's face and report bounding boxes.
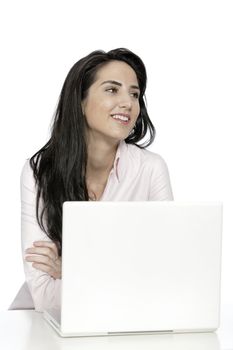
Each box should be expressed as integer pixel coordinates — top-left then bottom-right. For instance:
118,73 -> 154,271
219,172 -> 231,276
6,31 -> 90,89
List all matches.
82,60 -> 140,144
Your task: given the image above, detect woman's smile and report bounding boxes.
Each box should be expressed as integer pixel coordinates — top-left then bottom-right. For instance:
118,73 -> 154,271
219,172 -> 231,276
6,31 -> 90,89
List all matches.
110,113 -> 131,125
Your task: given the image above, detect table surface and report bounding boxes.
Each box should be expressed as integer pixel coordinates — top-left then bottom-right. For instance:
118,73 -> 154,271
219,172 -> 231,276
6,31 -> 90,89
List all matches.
0,309 -> 232,350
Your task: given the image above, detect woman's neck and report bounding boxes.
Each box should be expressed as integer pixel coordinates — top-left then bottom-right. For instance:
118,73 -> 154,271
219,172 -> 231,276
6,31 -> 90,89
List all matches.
86,137 -> 119,183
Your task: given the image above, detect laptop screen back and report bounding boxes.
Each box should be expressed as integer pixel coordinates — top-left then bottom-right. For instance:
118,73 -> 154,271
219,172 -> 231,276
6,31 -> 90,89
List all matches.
61,201 -> 222,335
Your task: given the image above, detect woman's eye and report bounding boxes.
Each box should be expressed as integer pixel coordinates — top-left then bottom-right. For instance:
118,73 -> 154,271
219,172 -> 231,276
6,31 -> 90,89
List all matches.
131,92 -> 139,99
106,87 -> 118,93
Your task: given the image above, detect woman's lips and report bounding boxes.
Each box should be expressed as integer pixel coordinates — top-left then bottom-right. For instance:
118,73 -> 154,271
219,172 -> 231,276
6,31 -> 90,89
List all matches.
110,113 -> 131,125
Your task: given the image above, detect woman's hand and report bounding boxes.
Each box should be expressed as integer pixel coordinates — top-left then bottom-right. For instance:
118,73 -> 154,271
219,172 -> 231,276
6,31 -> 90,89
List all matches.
25,241 -> 62,279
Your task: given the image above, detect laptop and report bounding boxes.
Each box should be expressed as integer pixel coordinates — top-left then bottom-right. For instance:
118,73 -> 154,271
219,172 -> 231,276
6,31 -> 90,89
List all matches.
44,201 -> 223,337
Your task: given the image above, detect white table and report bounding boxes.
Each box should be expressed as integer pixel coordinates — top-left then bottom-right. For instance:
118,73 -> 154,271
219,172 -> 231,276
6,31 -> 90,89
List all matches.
0,309 -> 232,350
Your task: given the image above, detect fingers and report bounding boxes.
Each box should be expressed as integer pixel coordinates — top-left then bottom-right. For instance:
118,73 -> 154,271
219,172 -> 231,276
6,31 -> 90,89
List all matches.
30,260 -> 61,279
25,240 -> 62,279
25,253 -> 55,268
26,241 -> 59,259
33,241 -> 59,257
25,247 -> 57,261
31,262 -> 54,275
25,253 -> 62,279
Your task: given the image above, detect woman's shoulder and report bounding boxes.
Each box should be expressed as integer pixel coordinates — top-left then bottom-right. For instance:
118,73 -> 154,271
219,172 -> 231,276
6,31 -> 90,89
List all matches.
126,143 -> 169,173
126,143 -> 173,200
20,159 -> 36,190
21,158 -> 33,176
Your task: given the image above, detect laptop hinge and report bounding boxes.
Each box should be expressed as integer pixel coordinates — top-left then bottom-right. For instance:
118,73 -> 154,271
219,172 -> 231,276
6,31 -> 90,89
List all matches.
108,330 -> 174,335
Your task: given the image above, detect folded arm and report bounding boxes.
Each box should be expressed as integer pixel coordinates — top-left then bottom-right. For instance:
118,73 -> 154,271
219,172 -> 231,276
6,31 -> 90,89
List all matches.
21,160 -> 61,312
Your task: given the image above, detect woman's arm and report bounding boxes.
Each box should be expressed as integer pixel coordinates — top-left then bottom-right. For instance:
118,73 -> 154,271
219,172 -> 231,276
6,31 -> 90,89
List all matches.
148,154 -> 174,201
21,160 -> 61,312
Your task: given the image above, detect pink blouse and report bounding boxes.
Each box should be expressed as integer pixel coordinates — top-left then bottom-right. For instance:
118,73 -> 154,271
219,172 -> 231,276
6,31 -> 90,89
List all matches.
19,141 -> 173,312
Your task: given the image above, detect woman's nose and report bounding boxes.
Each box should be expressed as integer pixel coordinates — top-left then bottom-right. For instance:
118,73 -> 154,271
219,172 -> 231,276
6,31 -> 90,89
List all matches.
118,94 -> 132,110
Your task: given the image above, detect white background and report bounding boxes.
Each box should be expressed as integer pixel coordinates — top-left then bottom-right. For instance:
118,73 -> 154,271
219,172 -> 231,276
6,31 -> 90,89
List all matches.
0,0 -> 232,321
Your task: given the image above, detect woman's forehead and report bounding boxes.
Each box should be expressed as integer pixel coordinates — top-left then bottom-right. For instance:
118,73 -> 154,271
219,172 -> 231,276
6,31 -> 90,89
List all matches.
94,60 -> 138,85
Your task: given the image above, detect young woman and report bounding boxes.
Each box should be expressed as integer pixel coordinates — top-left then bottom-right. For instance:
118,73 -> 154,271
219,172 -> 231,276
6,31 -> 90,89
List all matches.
20,48 -> 173,312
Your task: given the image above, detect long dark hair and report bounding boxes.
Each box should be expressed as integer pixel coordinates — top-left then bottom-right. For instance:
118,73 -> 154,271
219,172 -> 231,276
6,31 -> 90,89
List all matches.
30,48 -> 156,252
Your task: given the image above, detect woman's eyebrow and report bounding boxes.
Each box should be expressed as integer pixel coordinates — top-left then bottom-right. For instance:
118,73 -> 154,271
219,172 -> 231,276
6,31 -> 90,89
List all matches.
100,80 -> 140,90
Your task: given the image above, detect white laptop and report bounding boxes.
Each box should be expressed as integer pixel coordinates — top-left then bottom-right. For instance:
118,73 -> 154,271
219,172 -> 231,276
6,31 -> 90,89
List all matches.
44,201 -> 223,337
